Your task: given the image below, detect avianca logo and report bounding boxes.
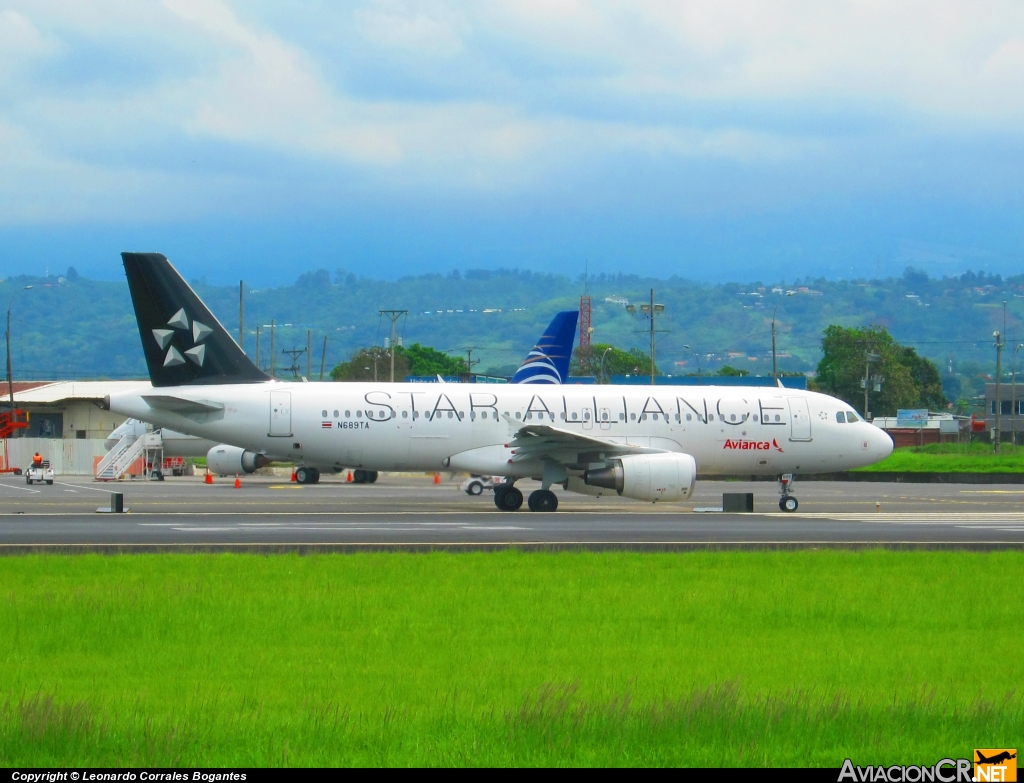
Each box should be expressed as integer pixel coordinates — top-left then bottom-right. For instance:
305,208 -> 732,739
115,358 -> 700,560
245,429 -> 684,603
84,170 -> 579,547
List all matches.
723,438 -> 784,452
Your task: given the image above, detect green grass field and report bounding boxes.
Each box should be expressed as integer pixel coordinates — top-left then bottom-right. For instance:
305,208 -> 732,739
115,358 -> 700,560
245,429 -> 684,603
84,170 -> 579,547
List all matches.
856,442 -> 1024,472
1,551 -> 1021,766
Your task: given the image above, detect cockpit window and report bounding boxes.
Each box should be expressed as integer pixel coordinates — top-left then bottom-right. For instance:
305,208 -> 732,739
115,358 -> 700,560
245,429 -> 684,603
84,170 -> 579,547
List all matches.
835,412 -> 846,423
846,412 -> 859,422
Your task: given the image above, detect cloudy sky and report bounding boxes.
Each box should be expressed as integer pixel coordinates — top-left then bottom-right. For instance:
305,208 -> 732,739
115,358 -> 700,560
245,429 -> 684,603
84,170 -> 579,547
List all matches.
1,1 -> 1022,284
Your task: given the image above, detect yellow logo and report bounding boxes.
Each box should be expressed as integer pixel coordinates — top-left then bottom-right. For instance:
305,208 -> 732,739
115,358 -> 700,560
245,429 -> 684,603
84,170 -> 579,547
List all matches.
975,750 -> 1017,782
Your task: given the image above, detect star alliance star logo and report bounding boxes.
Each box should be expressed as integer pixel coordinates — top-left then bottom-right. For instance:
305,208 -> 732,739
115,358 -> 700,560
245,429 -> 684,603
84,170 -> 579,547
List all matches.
152,307 -> 212,368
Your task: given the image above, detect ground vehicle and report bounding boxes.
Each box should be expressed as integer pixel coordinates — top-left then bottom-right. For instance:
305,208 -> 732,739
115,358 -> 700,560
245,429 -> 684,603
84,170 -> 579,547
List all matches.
26,460 -> 54,485
461,475 -> 504,495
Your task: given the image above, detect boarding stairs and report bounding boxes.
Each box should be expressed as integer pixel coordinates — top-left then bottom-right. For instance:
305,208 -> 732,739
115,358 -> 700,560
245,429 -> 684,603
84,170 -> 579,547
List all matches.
1,409 -> 28,474
96,431 -> 162,481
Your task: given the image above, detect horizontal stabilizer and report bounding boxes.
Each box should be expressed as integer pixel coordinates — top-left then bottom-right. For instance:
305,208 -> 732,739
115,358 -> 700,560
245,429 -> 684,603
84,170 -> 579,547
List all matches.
142,395 -> 225,414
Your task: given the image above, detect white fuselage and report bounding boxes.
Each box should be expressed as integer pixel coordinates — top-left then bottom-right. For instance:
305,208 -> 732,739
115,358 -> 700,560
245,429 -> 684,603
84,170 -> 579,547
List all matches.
107,381 -> 893,481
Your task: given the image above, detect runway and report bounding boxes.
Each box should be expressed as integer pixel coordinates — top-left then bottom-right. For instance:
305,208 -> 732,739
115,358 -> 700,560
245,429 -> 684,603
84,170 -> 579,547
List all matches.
2,474 -> 1024,549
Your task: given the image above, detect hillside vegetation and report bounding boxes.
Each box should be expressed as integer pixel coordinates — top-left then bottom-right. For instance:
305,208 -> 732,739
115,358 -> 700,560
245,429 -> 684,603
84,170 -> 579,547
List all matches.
2,266 -> 1018,402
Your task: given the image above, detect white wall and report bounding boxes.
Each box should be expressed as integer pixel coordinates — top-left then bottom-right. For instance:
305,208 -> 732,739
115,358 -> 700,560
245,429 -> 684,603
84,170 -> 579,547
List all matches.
2,438 -> 109,475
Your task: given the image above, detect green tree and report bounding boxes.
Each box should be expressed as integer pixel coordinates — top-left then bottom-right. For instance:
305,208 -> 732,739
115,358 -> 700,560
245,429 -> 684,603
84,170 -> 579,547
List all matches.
814,325 -> 946,416
716,365 -> 750,377
572,344 -> 661,382
330,343 -> 467,381
331,347 -> 407,382
400,343 -> 469,376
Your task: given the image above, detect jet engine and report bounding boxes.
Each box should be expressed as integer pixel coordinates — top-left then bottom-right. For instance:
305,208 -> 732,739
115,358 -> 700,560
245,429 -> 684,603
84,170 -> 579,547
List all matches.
582,453 -> 696,502
206,445 -> 270,475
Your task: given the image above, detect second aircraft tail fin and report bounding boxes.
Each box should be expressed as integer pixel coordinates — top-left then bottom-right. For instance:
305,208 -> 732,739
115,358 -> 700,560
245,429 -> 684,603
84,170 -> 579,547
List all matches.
511,310 -> 579,384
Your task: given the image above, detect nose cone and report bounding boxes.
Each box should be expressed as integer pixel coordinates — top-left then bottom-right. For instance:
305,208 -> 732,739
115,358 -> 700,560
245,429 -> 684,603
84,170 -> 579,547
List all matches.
874,426 -> 894,460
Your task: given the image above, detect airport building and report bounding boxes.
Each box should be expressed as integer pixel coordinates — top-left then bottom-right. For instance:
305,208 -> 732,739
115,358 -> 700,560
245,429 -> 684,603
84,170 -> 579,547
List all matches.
2,380 -> 151,474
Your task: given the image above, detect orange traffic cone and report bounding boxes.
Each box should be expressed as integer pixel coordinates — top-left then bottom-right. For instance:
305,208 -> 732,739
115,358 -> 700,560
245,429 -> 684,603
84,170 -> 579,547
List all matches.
346,471 -> 353,482
234,475 -> 241,489
204,471 -> 213,485
433,473 -> 440,484
291,470 -> 297,482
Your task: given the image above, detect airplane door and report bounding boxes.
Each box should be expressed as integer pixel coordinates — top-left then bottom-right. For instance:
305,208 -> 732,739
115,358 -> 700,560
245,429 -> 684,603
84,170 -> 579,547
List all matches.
599,407 -> 611,430
787,397 -> 812,441
582,406 -> 593,430
269,391 -> 292,437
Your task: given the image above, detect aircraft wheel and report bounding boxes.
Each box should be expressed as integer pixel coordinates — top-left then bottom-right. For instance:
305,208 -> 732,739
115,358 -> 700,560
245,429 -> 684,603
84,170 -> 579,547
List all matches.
366,470 -> 378,483
493,486 -> 507,508
295,467 -> 312,484
497,486 -> 523,512
529,489 -> 558,512
309,468 -> 320,484
467,481 -> 483,496
352,469 -> 366,483
780,496 -> 799,512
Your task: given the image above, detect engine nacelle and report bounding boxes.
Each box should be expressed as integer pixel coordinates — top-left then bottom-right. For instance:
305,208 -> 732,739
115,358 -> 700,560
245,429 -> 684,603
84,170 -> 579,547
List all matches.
206,444 -> 270,475
583,453 -> 696,502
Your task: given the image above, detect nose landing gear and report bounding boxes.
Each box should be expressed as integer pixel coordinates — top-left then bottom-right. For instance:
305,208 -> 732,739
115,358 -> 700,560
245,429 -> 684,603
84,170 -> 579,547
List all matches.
778,473 -> 799,512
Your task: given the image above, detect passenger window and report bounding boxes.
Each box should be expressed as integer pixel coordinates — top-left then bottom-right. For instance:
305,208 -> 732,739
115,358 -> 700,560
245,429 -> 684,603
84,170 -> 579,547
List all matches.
584,412 -> 590,420
730,414 -> 736,422
571,412 -> 578,420
752,415 -> 758,421
641,414 -> 647,421
619,413 -> 625,421
526,412 -> 532,420
345,410 -> 350,417
686,414 -> 692,421
630,413 -> 636,421
774,415 -> 780,421
402,411 -> 408,418
560,412 -> 566,420
322,410 -> 328,417
356,411 -> 362,418
333,410 -> 339,418
515,412 -> 521,419
836,412 -> 846,423
709,414 -> 714,421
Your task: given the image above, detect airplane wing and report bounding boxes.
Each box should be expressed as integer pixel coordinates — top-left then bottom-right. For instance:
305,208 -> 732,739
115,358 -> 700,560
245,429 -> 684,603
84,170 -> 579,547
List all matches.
503,420 -> 674,464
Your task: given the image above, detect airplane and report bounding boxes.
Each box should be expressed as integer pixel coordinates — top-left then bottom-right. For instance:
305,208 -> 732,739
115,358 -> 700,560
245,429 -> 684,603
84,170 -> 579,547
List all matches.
103,253 -> 894,512
976,752 -> 1016,765
104,310 -> 580,483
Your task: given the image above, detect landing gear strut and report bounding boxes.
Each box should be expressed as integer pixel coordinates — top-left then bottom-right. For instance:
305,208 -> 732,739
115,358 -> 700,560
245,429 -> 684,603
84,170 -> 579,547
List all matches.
778,473 -> 798,512
494,483 -> 523,511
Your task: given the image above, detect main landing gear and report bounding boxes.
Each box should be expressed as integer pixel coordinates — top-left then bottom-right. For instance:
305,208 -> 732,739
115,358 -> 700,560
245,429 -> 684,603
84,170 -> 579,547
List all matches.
352,469 -> 378,484
778,473 -> 799,512
295,466 -> 320,484
494,482 -> 559,512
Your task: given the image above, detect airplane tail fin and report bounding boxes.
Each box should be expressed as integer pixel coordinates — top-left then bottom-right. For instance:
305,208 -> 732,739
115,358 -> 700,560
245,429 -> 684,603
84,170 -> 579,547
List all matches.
121,252 -> 270,387
511,310 -> 579,384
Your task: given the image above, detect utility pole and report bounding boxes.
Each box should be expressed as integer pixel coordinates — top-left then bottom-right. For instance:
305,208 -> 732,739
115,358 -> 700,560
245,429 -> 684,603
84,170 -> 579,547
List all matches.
282,346 -> 306,380
1013,344 -> 1022,449
637,289 -> 666,385
320,335 -> 328,381
270,320 -> 276,378
771,304 -> 779,384
5,307 -> 13,413
463,347 -> 480,376
238,281 -> 244,352
379,309 -> 407,382
306,329 -> 312,379
994,330 -> 1004,453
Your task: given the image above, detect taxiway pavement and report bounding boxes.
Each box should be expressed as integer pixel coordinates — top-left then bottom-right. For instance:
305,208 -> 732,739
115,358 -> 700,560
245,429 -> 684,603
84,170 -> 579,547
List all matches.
2,474 -> 1024,549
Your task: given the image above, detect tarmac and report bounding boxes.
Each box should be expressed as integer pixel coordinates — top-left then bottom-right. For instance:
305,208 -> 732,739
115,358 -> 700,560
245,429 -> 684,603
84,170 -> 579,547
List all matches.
2,473 -> 1024,550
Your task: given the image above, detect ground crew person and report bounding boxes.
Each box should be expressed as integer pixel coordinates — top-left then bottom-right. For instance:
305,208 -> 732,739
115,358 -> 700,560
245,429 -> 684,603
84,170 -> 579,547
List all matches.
31,452 -> 43,467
